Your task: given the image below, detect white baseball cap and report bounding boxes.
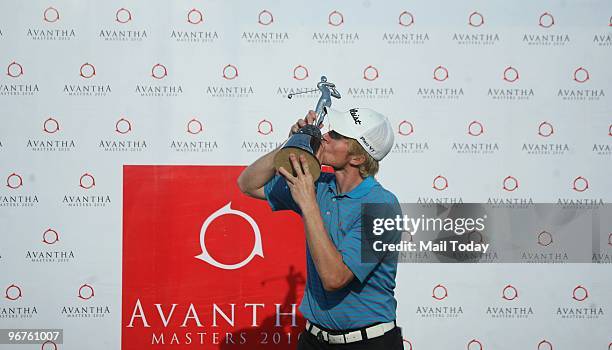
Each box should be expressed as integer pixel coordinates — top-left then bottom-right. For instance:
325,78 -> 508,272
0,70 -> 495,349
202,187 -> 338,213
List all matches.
324,107 -> 394,161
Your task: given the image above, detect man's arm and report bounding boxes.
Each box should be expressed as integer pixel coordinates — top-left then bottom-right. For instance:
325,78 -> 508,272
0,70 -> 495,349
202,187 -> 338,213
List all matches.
278,154 -> 355,292
237,111 -> 317,200
236,148 -> 280,200
301,201 -> 355,292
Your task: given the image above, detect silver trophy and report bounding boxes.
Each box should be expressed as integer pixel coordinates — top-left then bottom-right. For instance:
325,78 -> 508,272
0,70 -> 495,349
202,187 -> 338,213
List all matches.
273,76 -> 341,181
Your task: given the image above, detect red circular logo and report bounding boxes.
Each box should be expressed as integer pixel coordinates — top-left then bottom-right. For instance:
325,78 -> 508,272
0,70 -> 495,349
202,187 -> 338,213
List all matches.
573,67 -> 589,83
151,64 -> 168,80
467,339 -> 483,350
41,340 -> 58,350
293,65 -> 309,81
258,10 -> 273,25
608,124 -> 612,136
537,230 -> 553,247
222,64 -> 239,80
608,233 -> 612,246
398,121 -> 414,136
187,9 -> 204,25
363,65 -> 379,81
328,10 -> 344,26
43,7 -> 60,23
403,339 -> 413,350
502,284 -> 518,301
502,176 -> 519,192
468,121 -> 484,136
572,176 -> 589,192
79,63 -> 96,79
43,117 -> 60,134
115,118 -> 132,134
503,66 -> 519,83
6,173 -> 23,189
468,11 -> 484,27
538,121 -> 554,137
78,284 -> 95,300
537,340 -> 553,350
42,229 -> 60,245
5,284 -> 22,301
572,285 -> 588,301
257,119 -> 273,135
539,12 -> 555,28
432,175 -> 448,191
7,61 -> 24,78
432,284 -> 448,300
79,173 -> 96,190
116,8 -> 133,24
468,230 -> 484,244
433,66 -> 449,81
398,11 -> 414,27
187,118 -> 203,134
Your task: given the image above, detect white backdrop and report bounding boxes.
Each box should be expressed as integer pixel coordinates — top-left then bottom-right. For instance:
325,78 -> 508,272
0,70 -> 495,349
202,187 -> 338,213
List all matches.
1,0 -> 611,349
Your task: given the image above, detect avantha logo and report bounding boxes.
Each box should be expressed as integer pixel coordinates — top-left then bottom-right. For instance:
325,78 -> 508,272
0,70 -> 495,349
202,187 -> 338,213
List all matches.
432,175 -> 448,191
258,10 -> 273,26
79,173 -> 95,189
187,9 -> 203,25
537,230 -> 553,247
538,121 -> 554,137
432,284 -> 448,300
187,118 -> 203,134
7,61 -> 24,78
222,64 -> 238,80
433,66 -> 449,81
257,119 -> 274,135
503,66 -> 519,82
468,11 -> 484,27
467,121 -> 484,136
115,118 -> 132,134
328,10 -> 344,26
78,284 -> 95,300
79,63 -> 96,79
5,284 -> 22,300
363,65 -> 379,81
502,285 -> 518,300
42,228 -> 59,244
151,64 -> 167,80
43,117 -> 60,133
196,202 -> 263,270
572,285 -> 588,301
467,339 -> 483,350
6,173 -> 23,189
293,65 -> 309,80
538,12 -> 555,28
573,67 -> 589,83
572,176 -> 589,192
399,11 -> 414,27
116,8 -> 133,24
502,176 -> 519,192
43,7 -> 60,23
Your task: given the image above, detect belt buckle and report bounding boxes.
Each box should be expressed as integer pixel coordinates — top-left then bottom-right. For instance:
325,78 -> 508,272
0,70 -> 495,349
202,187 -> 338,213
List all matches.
316,330 -> 325,343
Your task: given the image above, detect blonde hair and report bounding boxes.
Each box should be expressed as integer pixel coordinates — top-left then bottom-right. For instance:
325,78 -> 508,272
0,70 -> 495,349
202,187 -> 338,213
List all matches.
347,138 -> 379,178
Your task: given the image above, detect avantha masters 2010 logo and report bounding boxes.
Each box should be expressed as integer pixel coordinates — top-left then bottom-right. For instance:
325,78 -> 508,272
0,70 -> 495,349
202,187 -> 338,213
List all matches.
122,166 -> 306,349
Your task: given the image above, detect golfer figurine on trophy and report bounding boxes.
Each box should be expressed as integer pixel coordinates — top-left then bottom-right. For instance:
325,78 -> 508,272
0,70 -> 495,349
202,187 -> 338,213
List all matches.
273,76 -> 341,181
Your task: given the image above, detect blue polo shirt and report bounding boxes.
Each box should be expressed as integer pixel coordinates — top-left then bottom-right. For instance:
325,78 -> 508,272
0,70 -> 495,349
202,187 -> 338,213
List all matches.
264,172 -> 401,330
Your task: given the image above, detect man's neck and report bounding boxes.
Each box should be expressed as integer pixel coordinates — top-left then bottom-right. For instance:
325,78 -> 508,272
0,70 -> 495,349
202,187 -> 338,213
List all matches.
334,168 -> 364,195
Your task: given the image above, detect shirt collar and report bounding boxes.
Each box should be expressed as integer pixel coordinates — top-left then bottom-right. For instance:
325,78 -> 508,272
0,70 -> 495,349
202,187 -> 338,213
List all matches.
328,176 -> 376,199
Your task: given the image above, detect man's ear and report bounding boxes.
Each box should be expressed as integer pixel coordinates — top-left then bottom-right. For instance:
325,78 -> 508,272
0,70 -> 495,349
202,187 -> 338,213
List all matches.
349,154 -> 366,166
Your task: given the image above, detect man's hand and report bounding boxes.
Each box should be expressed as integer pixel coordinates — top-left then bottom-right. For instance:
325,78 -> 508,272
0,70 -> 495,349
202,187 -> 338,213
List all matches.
278,153 -> 317,211
288,110 -> 318,137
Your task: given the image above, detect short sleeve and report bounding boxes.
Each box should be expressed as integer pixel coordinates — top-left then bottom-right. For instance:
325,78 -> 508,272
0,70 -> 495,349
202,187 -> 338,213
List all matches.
264,174 -> 300,213
338,201 -> 402,283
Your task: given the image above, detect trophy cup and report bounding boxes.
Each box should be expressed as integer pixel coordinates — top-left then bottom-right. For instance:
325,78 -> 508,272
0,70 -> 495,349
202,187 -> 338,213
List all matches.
273,76 -> 341,181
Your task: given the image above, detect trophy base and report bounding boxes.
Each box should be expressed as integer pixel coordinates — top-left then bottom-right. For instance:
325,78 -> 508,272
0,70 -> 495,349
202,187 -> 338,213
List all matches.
273,147 -> 321,181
